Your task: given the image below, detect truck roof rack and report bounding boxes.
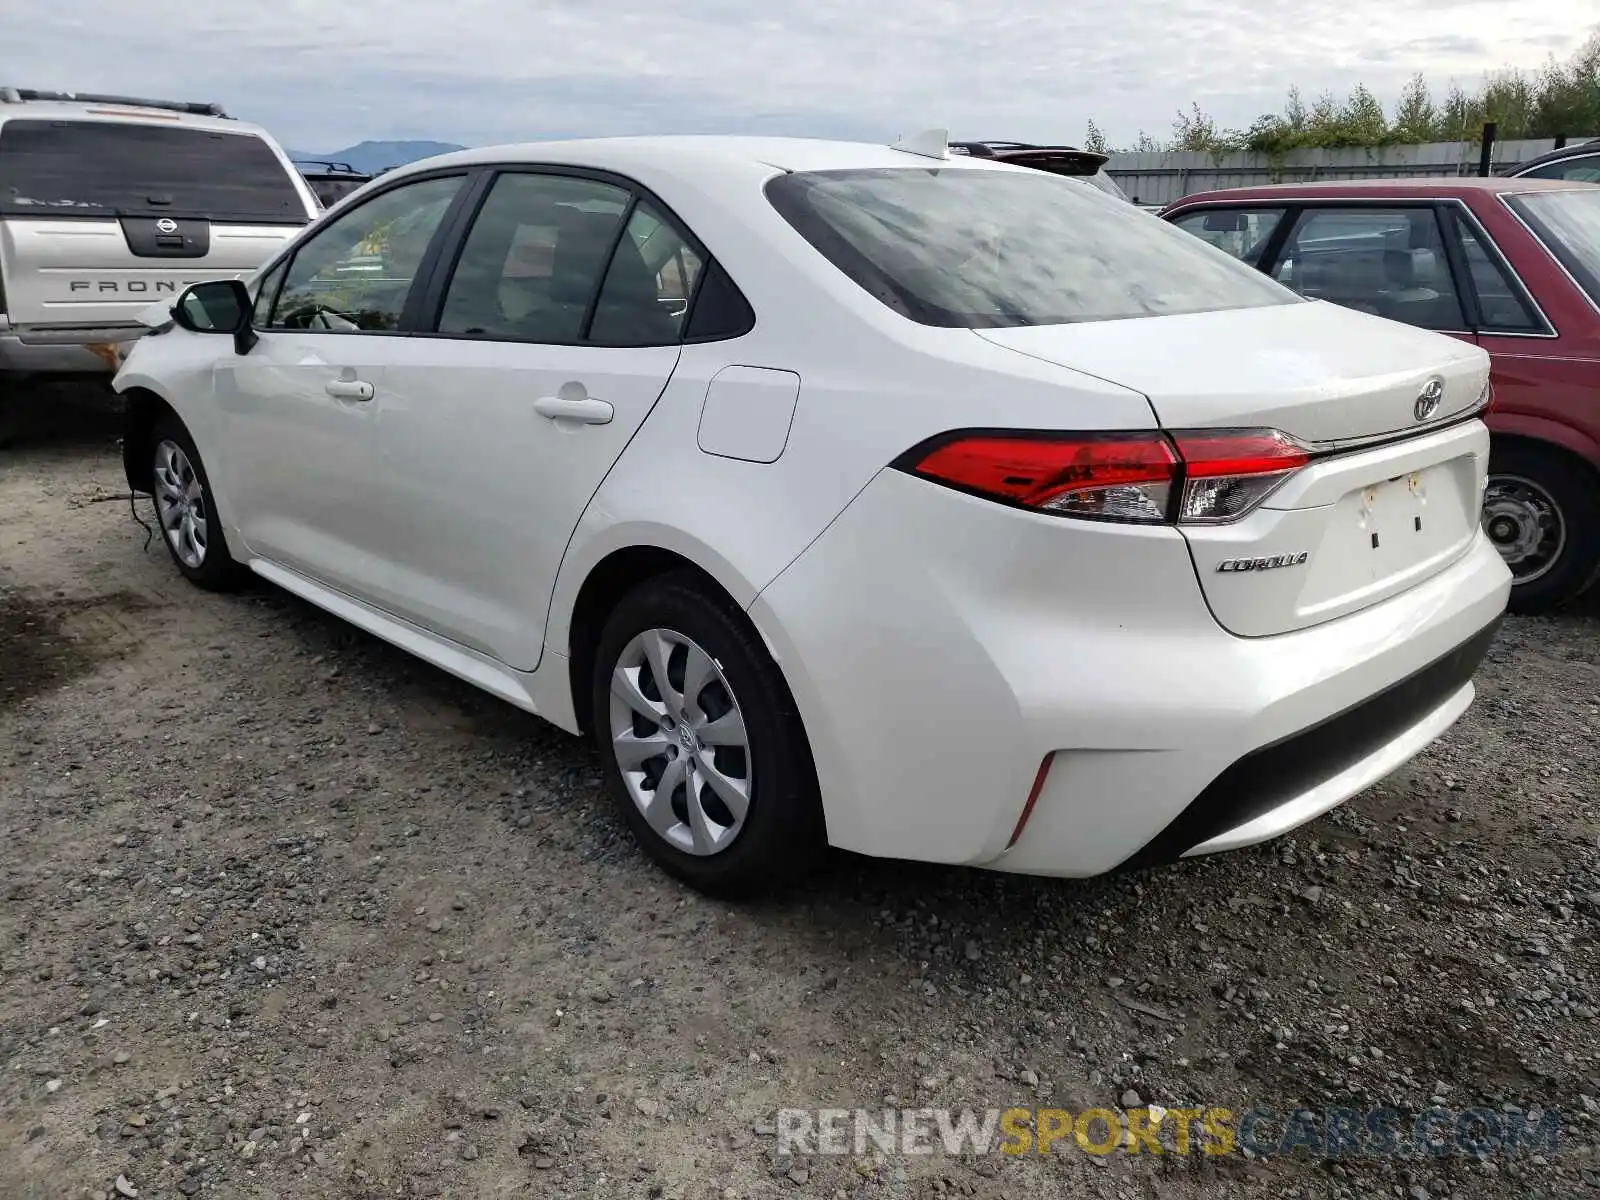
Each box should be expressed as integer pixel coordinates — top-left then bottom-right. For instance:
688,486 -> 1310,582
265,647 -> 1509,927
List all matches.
0,87 -> 230,118
292,160 -> 368,177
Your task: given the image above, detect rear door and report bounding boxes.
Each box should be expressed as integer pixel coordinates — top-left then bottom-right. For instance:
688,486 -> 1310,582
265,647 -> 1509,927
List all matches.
1264,204 -> 1475,339
351,169 -> 696,670
0,117 -> 311,332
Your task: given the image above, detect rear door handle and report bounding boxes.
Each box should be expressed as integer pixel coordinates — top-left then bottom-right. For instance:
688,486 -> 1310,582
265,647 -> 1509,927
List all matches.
325,379 -> 374,401
533,395 -> 614,425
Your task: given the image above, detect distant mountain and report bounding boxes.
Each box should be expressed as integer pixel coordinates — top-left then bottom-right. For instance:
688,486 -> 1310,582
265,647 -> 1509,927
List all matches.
288,140 -> 467,175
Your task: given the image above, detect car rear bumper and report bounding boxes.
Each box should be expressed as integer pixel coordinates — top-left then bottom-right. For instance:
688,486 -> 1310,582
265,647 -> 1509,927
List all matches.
750,467 -> 1512,876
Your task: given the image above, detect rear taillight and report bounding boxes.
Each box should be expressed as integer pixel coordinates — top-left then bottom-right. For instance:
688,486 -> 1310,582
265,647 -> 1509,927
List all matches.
897,428 -> 1312,526
1171,429 -> 1310,524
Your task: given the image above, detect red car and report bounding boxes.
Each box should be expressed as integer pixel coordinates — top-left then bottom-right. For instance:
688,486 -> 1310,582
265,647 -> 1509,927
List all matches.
1163,178 -> 1600,612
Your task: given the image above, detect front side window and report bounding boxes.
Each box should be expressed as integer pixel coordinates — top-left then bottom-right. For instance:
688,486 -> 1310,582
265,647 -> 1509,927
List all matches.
268,175 -> 464,332
1170,208 -> 1285,266
1507,188 -> 1600,310
438,173 -> 630,341
1519,153 -> 1600,183
0,119 -> 307,223
1270,207 -> 1465,331
250,259 -> 287,327
766,167 -> 1295,328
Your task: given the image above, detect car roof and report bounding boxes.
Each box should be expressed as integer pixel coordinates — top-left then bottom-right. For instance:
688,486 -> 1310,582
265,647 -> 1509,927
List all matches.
391,134 -> 1021,182
1166,175 -> 1599,208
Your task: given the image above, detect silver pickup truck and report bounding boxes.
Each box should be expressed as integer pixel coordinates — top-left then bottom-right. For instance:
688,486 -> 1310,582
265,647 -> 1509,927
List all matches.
0,88 -> 319,382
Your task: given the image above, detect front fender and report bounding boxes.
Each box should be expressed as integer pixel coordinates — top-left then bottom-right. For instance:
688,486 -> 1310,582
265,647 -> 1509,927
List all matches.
113,343 -> 240,542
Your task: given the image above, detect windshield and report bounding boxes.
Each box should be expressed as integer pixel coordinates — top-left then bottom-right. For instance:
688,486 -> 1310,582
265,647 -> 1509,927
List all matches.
765,167 -> 1297,328
0,119 -> 308,223
1508,189 -> 1600,307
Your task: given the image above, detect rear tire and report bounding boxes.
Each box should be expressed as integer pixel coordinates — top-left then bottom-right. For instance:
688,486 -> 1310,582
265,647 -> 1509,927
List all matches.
590,570 -> 824,897
1485,441 -> 1600,614
150,415 -> 248,591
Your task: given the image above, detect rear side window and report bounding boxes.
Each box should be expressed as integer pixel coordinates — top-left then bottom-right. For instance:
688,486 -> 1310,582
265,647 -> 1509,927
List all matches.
766,167 -> 1295,328
438,172 -> 631,342
1170,208 -> 1285,266
1447,213 -> 1543,333
0,119 -> 307,223
1270,207 -> 1466,331
589,200 -> 705,345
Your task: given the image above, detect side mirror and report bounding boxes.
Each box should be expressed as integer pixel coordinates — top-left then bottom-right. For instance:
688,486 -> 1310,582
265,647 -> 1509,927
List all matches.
172,279 -> 258,355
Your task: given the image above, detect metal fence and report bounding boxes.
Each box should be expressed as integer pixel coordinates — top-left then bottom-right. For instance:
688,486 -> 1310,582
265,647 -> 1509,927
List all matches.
1106,138 -> 1591,208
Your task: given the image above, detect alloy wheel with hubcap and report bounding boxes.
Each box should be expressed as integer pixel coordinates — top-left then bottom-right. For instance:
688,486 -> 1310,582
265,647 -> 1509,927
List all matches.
608,627 -> 751,856
154,438 -> 210,569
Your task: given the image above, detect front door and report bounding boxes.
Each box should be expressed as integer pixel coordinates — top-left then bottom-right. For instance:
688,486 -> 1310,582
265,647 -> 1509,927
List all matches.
215,172 -> 470,596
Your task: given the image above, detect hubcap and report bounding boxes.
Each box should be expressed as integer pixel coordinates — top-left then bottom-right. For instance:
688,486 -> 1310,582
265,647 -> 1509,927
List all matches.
608,628 -> 751,857
153,439 -> 209,570
1482,474 -> 1565,584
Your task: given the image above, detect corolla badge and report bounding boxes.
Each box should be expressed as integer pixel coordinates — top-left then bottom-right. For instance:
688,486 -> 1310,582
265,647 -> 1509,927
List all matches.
1216,552 -> 1310,573
1414,377 -> 1444,422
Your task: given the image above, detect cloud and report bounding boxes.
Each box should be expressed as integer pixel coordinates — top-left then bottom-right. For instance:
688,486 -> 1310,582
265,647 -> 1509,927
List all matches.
6,0 -> 1595,151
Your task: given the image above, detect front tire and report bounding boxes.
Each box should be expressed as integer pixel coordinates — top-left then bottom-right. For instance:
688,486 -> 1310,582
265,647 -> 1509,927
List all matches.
591,571 -> 824,897
150,416 -> 247,591
1484,442 -> 1600,614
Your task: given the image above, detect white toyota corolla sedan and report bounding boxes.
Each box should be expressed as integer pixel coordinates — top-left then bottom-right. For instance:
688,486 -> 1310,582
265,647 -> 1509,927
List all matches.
113,134 -> 1511,895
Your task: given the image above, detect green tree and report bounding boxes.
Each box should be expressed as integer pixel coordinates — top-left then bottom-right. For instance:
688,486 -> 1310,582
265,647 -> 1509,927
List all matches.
1436,82 -> 1483,142
1337,84 -> 1391,145
1482,70 -> 1537,138
1084,119 -> 1109,155
1392,74 -> 1436,143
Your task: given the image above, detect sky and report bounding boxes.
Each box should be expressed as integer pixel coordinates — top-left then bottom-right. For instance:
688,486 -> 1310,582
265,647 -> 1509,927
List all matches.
7,0 -> 1597,153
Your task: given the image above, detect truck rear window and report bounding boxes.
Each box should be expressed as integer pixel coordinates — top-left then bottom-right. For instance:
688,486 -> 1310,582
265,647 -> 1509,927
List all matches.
0,119 -> 308,223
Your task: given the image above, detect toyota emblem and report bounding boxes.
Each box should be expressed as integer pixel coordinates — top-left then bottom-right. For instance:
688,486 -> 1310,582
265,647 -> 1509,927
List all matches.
1414,377 -> 1444,422
155,217 -> 179,234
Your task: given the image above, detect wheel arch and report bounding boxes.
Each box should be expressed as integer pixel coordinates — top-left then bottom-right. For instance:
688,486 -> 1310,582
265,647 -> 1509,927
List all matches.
563,542 -> 761,737
118,384 -> 180,495
1488,415 -> 1600,479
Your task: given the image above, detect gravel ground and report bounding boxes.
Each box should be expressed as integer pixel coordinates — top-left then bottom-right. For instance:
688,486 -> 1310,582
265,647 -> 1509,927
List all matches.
1,392 -> 1598,1200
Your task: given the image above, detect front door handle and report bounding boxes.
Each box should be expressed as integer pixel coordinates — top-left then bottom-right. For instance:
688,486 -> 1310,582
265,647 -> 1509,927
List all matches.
533,395 -> 614,425
325,379 -> 375,401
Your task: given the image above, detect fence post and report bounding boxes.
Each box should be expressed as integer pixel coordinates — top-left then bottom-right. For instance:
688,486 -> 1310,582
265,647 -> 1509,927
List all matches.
1477,122 -> 1497,177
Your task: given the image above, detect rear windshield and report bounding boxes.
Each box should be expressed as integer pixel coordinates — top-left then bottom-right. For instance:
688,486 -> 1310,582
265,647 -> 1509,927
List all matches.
765,167 -> 1296,327
1507,189 -> 1600,307
0,119 -> 308,223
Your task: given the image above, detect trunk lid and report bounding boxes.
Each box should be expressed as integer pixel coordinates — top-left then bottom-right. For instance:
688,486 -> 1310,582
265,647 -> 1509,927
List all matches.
977,300 -> 1493,636
974,299 -> 1488,443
